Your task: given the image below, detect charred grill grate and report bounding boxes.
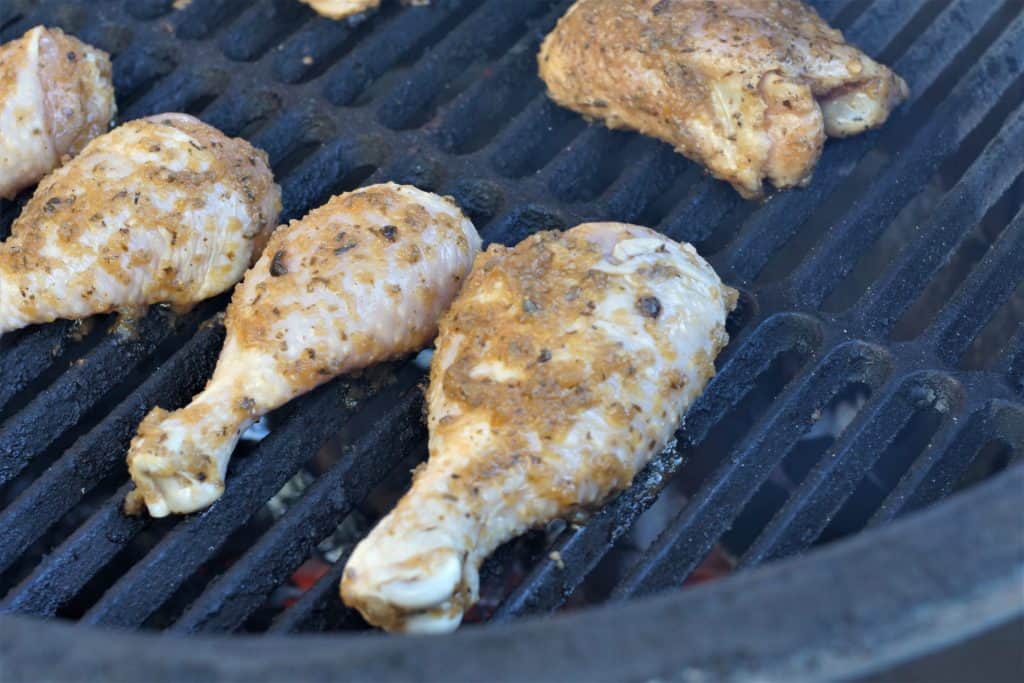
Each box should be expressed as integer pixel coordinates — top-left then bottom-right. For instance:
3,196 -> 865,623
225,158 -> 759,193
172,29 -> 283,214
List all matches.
0,0 -> 1022,639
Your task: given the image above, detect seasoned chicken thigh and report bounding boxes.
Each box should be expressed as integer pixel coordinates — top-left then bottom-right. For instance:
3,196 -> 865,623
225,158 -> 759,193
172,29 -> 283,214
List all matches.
300,0 -> 380,20
539,0 -> 909,198
126,183 -> 481,518
0,113 -> 279,336
342,223 -> 736,633
0,26 -> 115,199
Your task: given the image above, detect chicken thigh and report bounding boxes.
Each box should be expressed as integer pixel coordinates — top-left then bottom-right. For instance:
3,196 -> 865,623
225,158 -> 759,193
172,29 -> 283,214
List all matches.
300,0 -> 380,20
126,183 -> 481,517
0,113 -> 280,335
342,222 -> 736,633
0,26 -> 115,199
539,0 -> 909,198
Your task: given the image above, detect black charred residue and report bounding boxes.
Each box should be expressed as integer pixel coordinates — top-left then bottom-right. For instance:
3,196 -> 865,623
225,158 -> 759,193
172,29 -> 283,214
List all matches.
637,296 -> 662,319
270,250 -> 288,276
377,225 -> 399,242
239,397 -> 255,412
334,240 -> 357,255
538,349 -> 552,363
66,51 -> 77,61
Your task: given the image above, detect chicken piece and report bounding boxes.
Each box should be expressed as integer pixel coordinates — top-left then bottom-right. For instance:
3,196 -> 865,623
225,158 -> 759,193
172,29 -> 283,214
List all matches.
299,0 -> 380,20
342,222 -> 736,633
538,0 -> 909,199
0,113 -> 280,335
125,183 -> 481,517
0,26 -> 115,199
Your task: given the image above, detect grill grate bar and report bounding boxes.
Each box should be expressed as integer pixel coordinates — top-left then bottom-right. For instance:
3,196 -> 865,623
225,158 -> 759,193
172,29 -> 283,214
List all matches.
657,182 -> 741,249
376,0 -> 555,131
737,372 -> 957,567
322,0 -> 478,107
220,0 -> 311,63
432,3 -> 565,156
600,146 -> 691,226
171,0 -> 251,42
269,12 -> 361,86
611,341 -> 891,600
491,313 -> 822,620
0,323 -> 224,577
0,321 -> 74,413
275,135 -> 387,224
856,103 -> 1024,338
118,65 -> 229,122
267,548 -> 354,634
488,96 -> 583,180
74,368 -> 407,630
845,0 -> 935,57
725,0 -> 1011,282
0,483 -> 146,617
791,16 -> 1024,307
869,401 -> 1024,525
172,387 -> 425,634
928,209 -> 1024,364
79,366 -> 411,629
0,308 -> 207,490
997,327 -> 1024,395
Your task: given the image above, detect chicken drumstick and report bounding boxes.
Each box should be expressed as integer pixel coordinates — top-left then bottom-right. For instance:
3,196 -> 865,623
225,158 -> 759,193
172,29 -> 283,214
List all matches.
126,183 -> 481,517
0,26 -> 116,199
0,113 -> 279,336
342,222 -> 736,632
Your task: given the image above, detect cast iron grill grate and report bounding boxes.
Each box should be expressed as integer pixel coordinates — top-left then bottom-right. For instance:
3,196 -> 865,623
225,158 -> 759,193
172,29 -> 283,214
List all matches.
0,0 -> 1021,637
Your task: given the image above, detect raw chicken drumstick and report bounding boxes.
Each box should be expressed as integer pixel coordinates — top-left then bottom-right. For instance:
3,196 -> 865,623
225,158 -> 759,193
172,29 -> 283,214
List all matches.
342,222 -> 737,633
539,0 -> 909,199
126,183 -> 482,517
0,26 -> 115,199
0,113 -> 280,336
300,0 -> 380,20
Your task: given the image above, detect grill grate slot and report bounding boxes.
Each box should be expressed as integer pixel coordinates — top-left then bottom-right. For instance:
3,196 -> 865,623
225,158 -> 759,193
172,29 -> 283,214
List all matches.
739,372 -> 959,566
928,210 -> 1024,364
172,388 -> 425,634
0,0 -> 1021,636
610,342 -> 892,600
376,0 -> 555,131
869,400 -> 1024,524
847,110 -> 1024,327
789,24 -> 1024,307
0,307 -> 212,493
78,365 -> 411,628
0,322 -> 223,581
0,321 -> 76,414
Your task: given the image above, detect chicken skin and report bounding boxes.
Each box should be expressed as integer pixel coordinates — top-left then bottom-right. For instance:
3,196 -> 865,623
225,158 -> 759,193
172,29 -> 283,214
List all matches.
0,26 -> 115,199
126,183 -> 481,518
342,223 -> 736,633
0,114 -> 279,336
539,0 -> 909,198
300,0 -> 380,20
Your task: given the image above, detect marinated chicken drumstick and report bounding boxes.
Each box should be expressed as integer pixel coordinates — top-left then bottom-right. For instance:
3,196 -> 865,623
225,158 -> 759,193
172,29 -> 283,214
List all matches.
0,113 -> 279,336
539,0 -> 909,198
342,223 -> 736,633
300,0 -> 380,20
126,183 -> 481,518
0,26 -> 115,199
